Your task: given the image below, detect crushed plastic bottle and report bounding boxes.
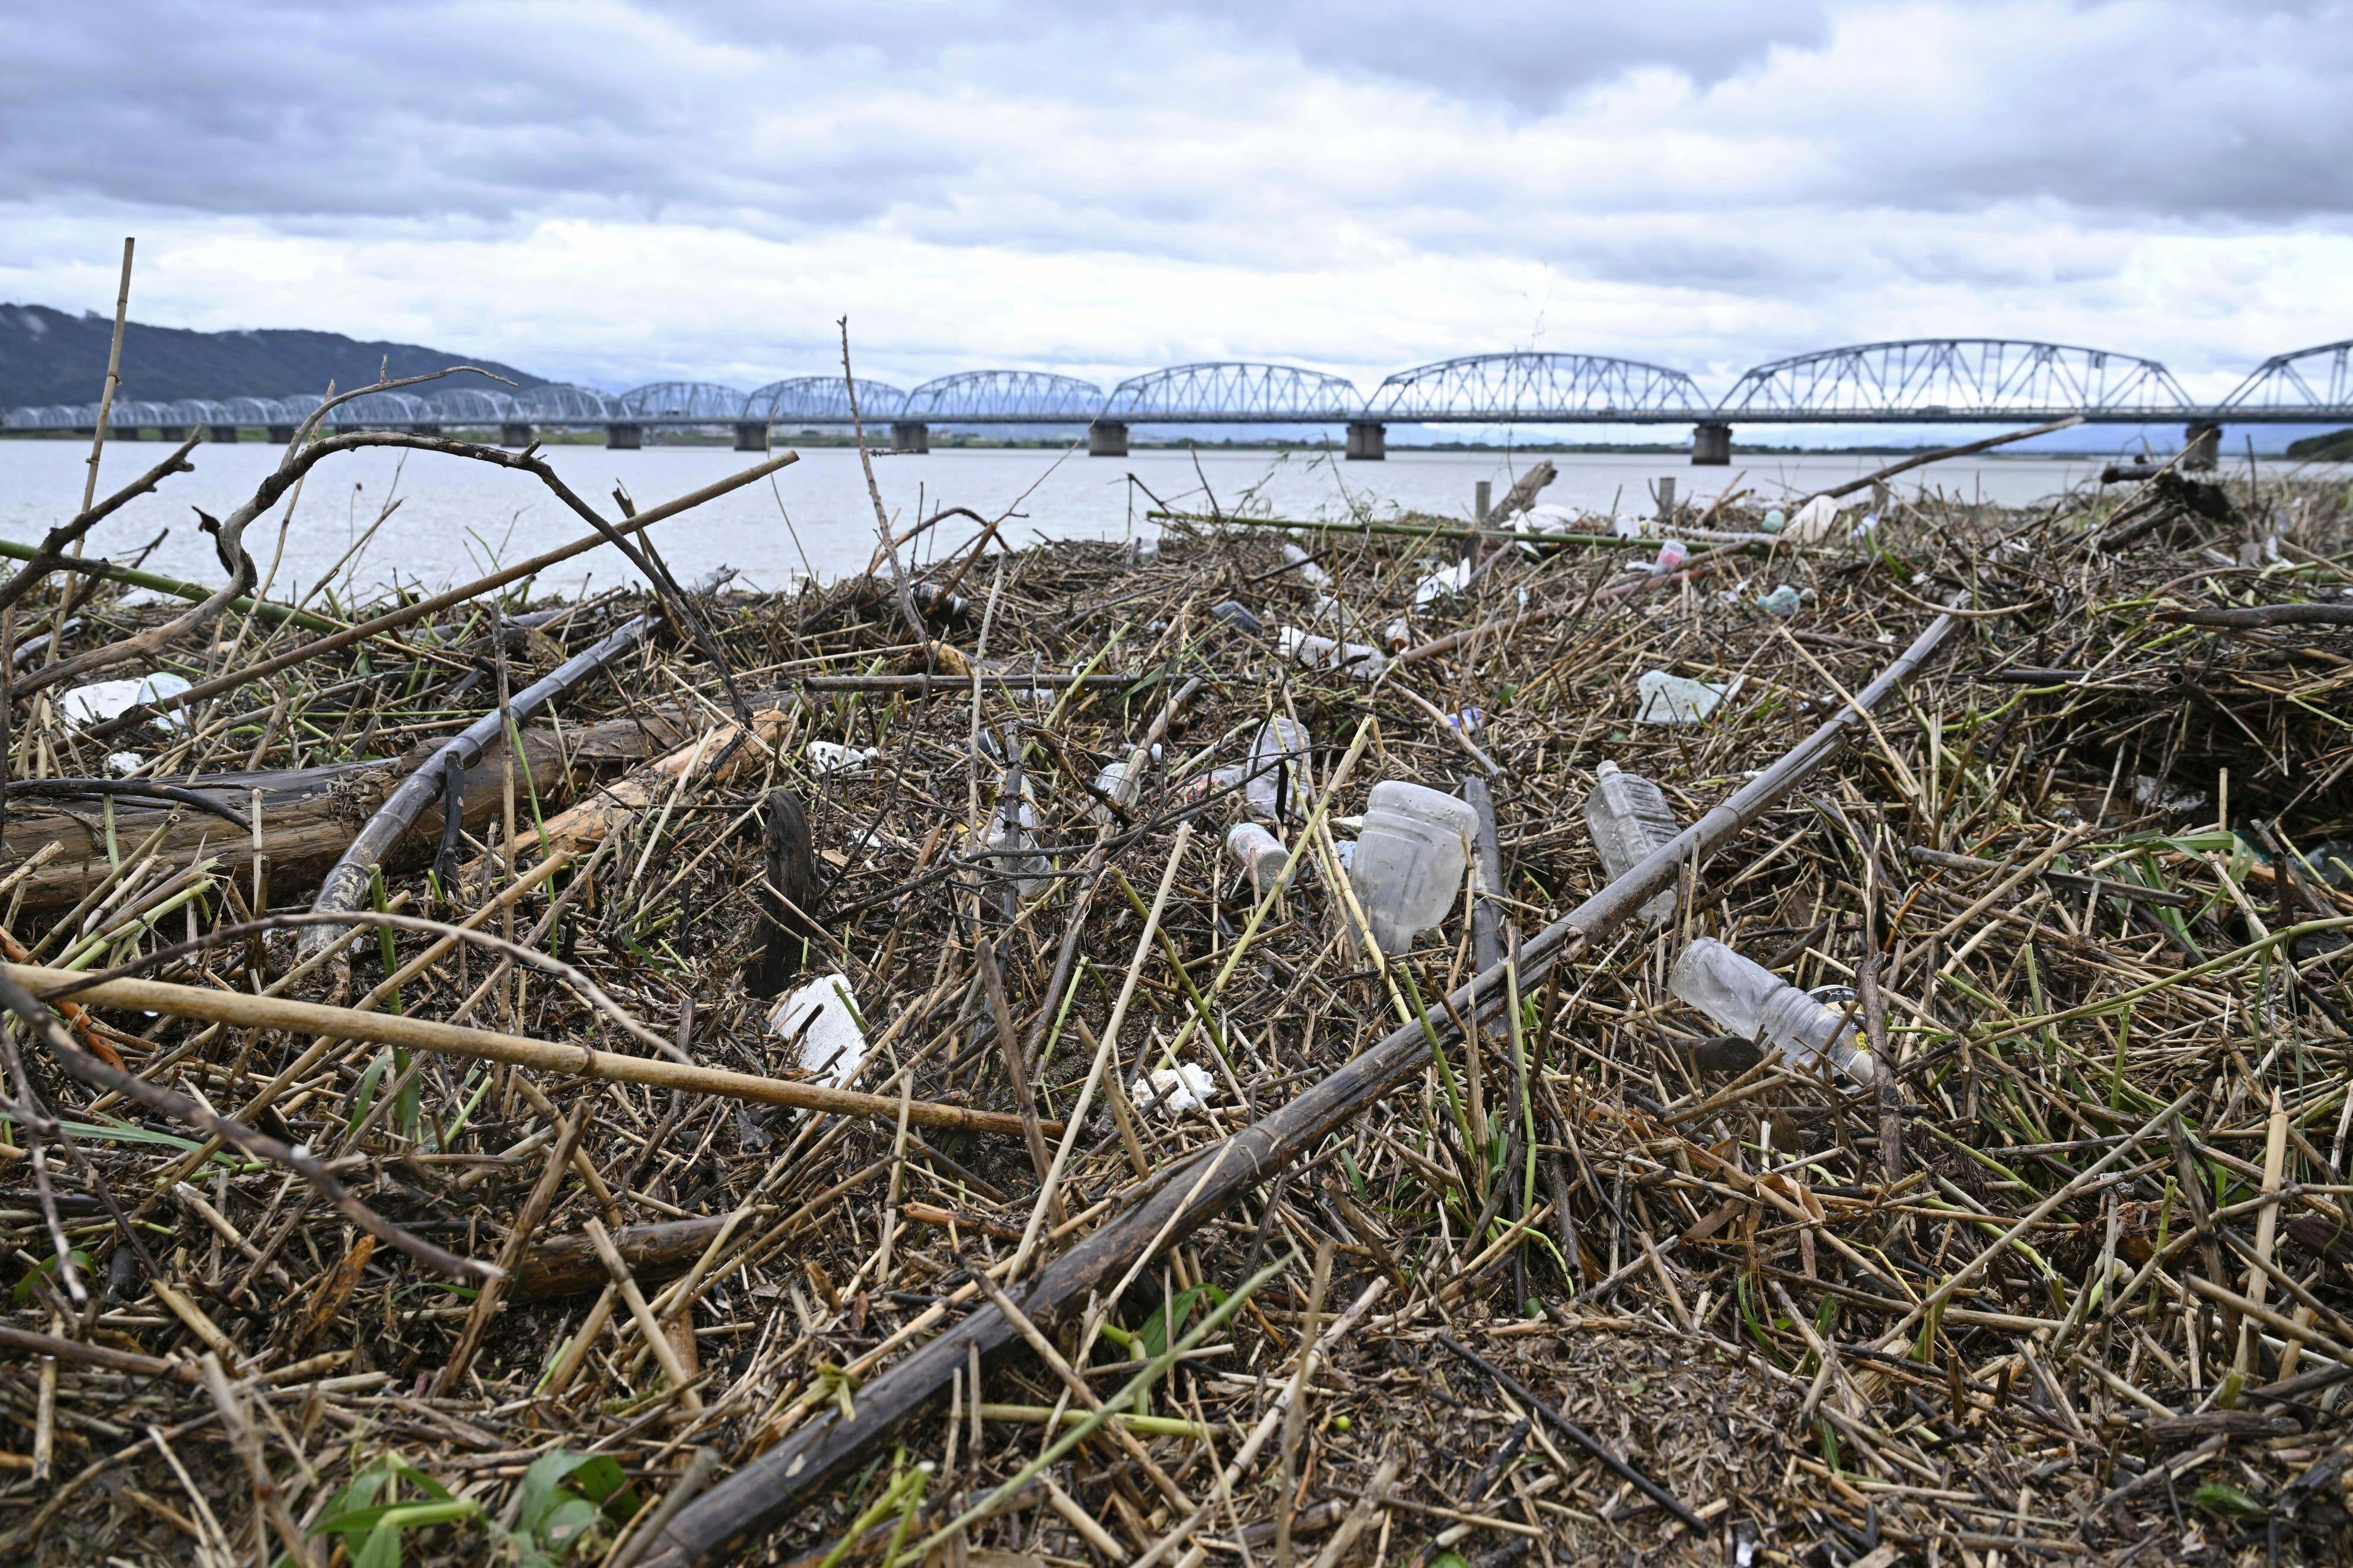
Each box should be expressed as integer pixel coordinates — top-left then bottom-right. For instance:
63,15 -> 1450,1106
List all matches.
1582,760 -> 1684,924
770,973 -> 869,1087
1635,669 -> 1732,726
1669,938 -> 1874,1084
1281,542 -> 1331,587
1245,716 -> 1310,820
1173,762 -> 1248,806
1089,760 -> 1136,823
60,672 -> 192,732
1760,508 -> 1786,534
1446,708 -> 1486,733
1226,821 -> 1292,894
1758,584 -> 1803,617
1347,781 -> 1480,955
1278,627 -> 1388,681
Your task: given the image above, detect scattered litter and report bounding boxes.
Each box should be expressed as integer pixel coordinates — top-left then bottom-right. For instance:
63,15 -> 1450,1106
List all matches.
1759,507 -> 1786,534
1277,627 -> 1388,681
1414,558 -> 1471,605
1582,760 -> 1684,924
1758,584 -> 1803,617
1651,539 -> 1689,574
1210,599 -> 1264,636
1347,780 -> 1478,955
1782,494 -> 1844,544
2132,774 -> 2210,813
1445,707 -> 1485,733
1245,716 -> 1310,820
1635,669 -> 1733,726
1279,542 -> 1331,587
1670,937 -> 1874,1084
986,784 -> 1053,900
105,751 -> 144,777
1131,1062 -> 1218,1117
805,740 -> 878,774
60,672 -> 192,731
769,973 -> 868,1087
1226,821 -> 1292,892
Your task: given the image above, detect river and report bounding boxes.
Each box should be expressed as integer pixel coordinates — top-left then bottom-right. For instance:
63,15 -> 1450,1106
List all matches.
0,437 -> 2321,606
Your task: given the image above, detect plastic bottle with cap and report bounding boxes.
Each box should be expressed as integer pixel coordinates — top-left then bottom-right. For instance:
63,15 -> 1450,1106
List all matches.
1581,760 -> 1683,924
1347,781 -> 1480,955
1226,822 -> 1292,894
1245,716 -> 1310,821
1669,937 -> 1874,1084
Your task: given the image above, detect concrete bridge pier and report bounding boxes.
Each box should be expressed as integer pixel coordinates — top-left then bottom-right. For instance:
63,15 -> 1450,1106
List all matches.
267,425 -> 296,444
1691,421 -> 1732,465
1346,421 -> 1386,461
891,422 -> 929,455
211,426 -> 241,442
500,423 -> 534,448
407,423 -> 444,439
607,423 -> 643,451
733,422 -> 768,452
158,426 -> 186,442
1089,421 -> 1128,458
2182,420 -> 2221,471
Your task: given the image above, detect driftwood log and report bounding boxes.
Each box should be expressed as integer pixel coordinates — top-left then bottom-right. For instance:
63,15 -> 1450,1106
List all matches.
2,712 -> 711,911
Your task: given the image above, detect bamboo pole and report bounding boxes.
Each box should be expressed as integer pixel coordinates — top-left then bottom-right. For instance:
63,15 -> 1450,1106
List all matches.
1,963 -> 1057,1139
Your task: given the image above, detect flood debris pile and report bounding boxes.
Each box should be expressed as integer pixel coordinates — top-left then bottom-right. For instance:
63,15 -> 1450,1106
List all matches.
0,413 -> 2351,1568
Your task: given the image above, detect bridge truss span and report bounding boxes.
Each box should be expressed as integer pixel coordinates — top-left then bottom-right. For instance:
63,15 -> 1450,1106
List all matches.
745,377 -> 907,424
2217,340 -> 2353,420
1715,338 -> 2193,423
1366,352 -> 1711,423
1105,362 -> 1360,424
900,371 -> 1104,424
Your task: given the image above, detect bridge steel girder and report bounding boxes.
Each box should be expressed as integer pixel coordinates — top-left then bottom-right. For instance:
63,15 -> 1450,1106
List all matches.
514,385 -> 616,424
1366,352 -> 1709,423
2216,340 -> 2353,420
1105,362 -> 1360,424
1714,338 -> 2192,423
611,382 -> 748,423
745,377 -> 907,426
900,370 -> 1104,424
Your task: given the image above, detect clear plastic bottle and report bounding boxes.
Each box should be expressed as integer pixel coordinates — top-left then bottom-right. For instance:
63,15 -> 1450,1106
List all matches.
1581,760 -> 1683,924
1246,716 -> 1310,821
1347,781 -> 1480,955
1226,821 -> 1292,894
1278,627 -> 1388,681
1668,938 -> 1874,1084
986,788 -> 1053,900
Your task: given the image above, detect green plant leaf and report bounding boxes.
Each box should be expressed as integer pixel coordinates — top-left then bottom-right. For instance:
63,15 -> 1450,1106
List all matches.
2190,1481 -> 2267,1518
349,1052 -> 391,1135
13,1250 -> 92,1305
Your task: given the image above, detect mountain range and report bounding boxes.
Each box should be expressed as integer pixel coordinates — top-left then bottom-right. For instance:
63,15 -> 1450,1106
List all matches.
0,304 -> 546,408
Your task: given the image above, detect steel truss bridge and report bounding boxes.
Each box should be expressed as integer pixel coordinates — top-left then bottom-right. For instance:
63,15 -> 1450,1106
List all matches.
7,338 -> 2348,462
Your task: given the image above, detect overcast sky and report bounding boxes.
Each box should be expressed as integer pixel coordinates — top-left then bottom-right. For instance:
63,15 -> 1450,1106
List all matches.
2,0 -> 2347,401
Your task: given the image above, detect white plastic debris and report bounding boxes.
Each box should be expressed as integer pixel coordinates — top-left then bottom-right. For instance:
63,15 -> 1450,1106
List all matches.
987,786 -> 1054,900
1414,558 -> 1471,606
1446,708 -> 1486,733
1278,627 -> 1388,681
1130,1062 -> 1218,1118
805,740 -> 878,774
2133,775 -> 2210,813
1519,503 -> 1580,536
105,751 -> 144,777
1226,821 -> 1292,892
769,973 -> 868,1087
1635,669 -> 1733,726
1280,542 -> 1331,587
1783,495 -> 1844,544
60,672 -> 192,732
1758,584 -> 1803,617
1759,509 -> 1787,534
1652,539 -> 1689,574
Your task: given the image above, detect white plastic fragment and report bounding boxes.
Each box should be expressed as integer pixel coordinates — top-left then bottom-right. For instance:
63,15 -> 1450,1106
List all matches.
1414,558 -> 1471,606
1635,669 -> 1733,726
1130,1062 -> 1218,1118
106,752 -> 144,777
805,740 -> 878,774
769,973 -> 868,1087
1280,542 -> 1331,587
1783,495 -> 1844,544
60,672 -> 192,732
1277,627 -> 1388,681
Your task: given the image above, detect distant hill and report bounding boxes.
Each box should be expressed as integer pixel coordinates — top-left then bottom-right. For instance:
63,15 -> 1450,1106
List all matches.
0,304 -> 546,408
2287,428 -> 2353,462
